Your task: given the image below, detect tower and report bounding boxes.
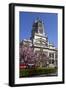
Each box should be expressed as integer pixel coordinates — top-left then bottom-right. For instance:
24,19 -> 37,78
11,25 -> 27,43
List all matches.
30,18 -> 48,47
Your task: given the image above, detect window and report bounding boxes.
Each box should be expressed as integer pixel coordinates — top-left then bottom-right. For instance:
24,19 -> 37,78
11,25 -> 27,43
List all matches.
49,53 -> 52,58
49,59 -> 51,64
52,59 -> 54,64
52,53 -> 54,58
49,53 -> 54,58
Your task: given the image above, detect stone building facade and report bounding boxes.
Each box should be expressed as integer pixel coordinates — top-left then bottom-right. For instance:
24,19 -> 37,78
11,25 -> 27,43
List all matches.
20,18 -> 58,68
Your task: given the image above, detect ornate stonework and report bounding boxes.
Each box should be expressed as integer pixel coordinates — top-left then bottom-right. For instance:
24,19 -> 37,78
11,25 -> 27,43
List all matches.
20,18 -> 58,68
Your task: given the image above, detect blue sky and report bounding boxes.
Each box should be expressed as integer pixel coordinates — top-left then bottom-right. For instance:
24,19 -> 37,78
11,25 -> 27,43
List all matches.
19,12 -> 58,48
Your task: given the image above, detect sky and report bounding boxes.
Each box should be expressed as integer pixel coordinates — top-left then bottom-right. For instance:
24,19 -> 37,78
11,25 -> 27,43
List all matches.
19,12 -> 58,48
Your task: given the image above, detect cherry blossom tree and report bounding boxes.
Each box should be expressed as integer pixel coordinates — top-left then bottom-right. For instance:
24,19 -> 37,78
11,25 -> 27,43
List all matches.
20,42 -> 49,68
20,44 -> 36,66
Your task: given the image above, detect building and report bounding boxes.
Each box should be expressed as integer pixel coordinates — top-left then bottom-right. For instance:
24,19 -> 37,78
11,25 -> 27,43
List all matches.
20,18 -> 58,68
